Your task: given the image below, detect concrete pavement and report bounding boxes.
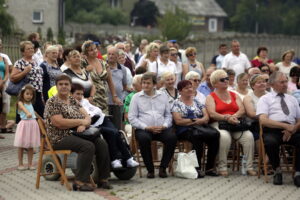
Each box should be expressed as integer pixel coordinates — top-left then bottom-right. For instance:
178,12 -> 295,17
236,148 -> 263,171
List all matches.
1,133 -> 300,200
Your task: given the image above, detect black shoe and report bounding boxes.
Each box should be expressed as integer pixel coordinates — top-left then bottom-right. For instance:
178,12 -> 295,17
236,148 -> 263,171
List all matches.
206,170 -> 219,177
73,183 -> 94,191
197,170 -> 205,178
294,175 -> 300,187
273,173 -> 283,185
159,168 -> 167,178
97,181 -> 113,189
147,171 -> 155,178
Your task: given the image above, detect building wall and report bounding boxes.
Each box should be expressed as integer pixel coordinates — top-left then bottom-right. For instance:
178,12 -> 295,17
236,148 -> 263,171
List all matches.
5,0 -> 59,38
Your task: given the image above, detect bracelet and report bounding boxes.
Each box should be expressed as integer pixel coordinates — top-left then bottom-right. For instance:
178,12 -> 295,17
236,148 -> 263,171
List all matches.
113,95 -> 118,97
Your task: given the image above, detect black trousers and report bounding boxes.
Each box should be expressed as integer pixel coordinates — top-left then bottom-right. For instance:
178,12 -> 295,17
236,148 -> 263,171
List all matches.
108,105 -> 123,130
53,135 -> 110,182
99,117 -> 131,161
135,127 -> 177,172
178,128 -> 219,170
263,127 -> 300,171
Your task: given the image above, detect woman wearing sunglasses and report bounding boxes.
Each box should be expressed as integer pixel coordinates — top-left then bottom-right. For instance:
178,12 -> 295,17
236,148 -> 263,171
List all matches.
206,69 -> 256,177
182,47 -> 206,81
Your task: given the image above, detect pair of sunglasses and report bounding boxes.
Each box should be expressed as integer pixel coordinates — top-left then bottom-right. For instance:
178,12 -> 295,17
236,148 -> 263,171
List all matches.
219,77 -> 229,82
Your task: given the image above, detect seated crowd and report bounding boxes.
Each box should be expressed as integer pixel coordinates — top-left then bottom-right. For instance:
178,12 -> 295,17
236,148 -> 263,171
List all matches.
2,33 -> 300,191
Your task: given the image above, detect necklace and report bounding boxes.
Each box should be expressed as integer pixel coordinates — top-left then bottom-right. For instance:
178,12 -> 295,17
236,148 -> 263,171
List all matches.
73,69 -> 86,79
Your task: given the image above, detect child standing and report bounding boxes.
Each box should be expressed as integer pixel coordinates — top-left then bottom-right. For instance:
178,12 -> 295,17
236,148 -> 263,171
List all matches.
14,84 -> 40,170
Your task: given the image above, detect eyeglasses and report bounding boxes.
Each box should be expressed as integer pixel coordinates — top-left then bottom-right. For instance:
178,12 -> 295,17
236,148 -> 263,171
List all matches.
219,77 -> 229,82
170,53 -> 178,57
192,79 -> 201,83
261,69 -> 270,73
187,53 -> 196,57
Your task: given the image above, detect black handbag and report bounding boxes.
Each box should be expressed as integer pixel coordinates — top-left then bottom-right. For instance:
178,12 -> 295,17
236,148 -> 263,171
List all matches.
192,124 -> 219,135
72,127 -> 101,141
218,118 -> 251,132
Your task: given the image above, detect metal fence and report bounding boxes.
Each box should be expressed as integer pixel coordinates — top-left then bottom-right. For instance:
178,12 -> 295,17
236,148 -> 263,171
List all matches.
2,33 -> 300,67
1,36 -> 22,64
183,33 -> 300,68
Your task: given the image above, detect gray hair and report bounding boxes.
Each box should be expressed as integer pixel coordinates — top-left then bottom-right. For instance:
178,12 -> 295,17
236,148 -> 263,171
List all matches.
185,71 -> 200,80
118,49 -> 126,56
45,45 -> 59,54
269,71 -> 287,84
210,69 -> 228,87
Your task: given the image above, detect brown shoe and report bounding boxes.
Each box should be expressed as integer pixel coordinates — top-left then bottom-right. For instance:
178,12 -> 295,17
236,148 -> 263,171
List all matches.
247,170 -> 257,176
159,167 -> 167,178
219,170 -> 229,177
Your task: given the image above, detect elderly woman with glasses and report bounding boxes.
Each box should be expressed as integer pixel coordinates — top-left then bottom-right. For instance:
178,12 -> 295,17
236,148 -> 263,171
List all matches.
232,73 -> 251,101
243,74 -> 268,146
171,80 -> 220,178
206,69 -> 256,177
183,47 -> 206,81
185,71 -> 206,105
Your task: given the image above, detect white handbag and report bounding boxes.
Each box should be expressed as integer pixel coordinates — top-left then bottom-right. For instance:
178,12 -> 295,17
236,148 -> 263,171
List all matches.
174,150 -> 199,179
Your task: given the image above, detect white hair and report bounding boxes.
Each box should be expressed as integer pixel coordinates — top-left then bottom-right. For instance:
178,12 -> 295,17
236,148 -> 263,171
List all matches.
185,71 -> 200,80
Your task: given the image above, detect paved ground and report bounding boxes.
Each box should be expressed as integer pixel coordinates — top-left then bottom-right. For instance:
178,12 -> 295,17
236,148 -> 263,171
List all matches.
1,133 -> 300,200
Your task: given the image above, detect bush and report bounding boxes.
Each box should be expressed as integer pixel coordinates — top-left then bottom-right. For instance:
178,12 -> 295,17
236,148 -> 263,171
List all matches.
157,7 -> 192,41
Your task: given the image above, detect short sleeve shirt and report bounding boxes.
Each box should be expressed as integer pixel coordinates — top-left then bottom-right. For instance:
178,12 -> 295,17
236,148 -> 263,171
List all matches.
14,58 -> 43,92
44,96 -> 84,144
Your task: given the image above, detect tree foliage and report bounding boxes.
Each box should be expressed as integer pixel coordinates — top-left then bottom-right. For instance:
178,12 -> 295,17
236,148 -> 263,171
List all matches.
0,0 -> 14,35
47,27 -> 54,42
157,7 -> 192,41
65,0 -> 128,25
130,0 -> 159,26
216,0 -> 300,35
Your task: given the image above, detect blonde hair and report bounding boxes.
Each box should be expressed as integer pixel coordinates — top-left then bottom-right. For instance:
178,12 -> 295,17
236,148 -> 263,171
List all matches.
185,71 -> 200,80
20,41 -> 33,52
161,71 -> 175,81
45,45 -> 59,55
185,47 -> 197,57
81,40 -> 95,55
210,69 -> 228,87
68,49 -> 80,57
249,74 -> 265,88
145,43 -> 159,59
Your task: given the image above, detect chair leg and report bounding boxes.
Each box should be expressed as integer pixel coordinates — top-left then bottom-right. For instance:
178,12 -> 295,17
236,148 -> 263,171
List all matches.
258,139 -> 262,179
60,154 -> 68,185
51,154 -> 72,191
261,141 -> 269,183
35,146 -> 44,189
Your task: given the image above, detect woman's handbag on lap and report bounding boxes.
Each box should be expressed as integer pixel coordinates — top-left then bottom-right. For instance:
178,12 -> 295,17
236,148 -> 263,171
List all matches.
72,127 -> 102,142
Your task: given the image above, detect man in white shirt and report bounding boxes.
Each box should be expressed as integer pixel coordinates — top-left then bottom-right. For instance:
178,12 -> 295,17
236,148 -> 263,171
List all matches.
222,40 -> 251,81
256,71 -> 300,187
128,72 -> 177,178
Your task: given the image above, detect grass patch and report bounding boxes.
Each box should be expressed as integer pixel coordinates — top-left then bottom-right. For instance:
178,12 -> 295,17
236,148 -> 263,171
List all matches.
8,96 -> 17,120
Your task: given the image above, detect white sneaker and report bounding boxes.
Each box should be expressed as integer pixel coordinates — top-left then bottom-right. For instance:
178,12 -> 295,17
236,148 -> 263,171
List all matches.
111,159 -> 122,169
127,157 -> 139,168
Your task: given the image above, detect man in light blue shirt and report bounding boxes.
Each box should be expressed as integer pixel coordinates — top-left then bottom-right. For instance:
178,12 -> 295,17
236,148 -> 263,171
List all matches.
197,67 -> 215,96
128,72 -> 177,178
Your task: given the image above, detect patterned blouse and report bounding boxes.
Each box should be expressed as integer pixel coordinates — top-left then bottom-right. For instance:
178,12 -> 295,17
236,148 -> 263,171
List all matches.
171,98 -> 205,135
44,96 -> 84,144
171,98 -> 204,119
90,62 -> 109,114
14,58 -> 43,92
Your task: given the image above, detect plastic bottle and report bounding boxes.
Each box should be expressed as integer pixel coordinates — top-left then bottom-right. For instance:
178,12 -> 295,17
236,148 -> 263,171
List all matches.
241,155 -> 247,175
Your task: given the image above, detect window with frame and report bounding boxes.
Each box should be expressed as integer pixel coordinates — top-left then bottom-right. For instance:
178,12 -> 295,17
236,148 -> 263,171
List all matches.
208,18 -> 217,33
32,11 -> 43,23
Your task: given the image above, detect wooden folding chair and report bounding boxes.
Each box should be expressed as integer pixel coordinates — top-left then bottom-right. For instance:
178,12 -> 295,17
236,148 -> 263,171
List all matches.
36,117 -> 72,191
258,123 -> 296,183
132,128 -> 174,177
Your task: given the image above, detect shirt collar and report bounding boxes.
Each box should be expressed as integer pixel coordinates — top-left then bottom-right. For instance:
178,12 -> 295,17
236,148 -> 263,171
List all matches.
271,90 -> 286,97
139,89 -> 161,98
